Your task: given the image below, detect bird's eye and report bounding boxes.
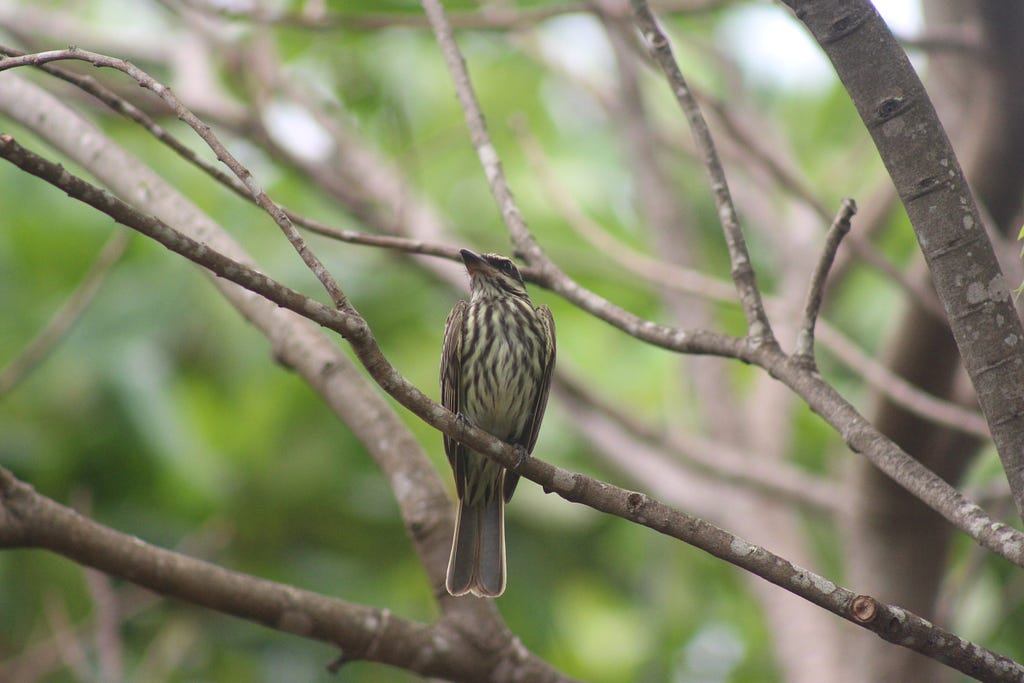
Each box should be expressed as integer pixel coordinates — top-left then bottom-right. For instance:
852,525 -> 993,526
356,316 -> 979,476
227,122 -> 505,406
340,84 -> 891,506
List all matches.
500,260 -> 523,281
481,254 -> 524,285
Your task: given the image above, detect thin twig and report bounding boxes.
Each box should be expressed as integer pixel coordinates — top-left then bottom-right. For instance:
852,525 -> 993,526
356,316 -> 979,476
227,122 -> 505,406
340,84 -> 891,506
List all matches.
0,44 -> 465,268
0,44 -> 243,193
795,198 -> 857,365
0,32 -> 519,291
701,96 -> 947,321
702,96 -> 833,223
0,229 -> 131,397
0,48 -> 349,311
630,0 -> 775,346
521,34 -> 946,323
0,133 -> 367,339
67,489 -> 124,683
421,0 -> 540,261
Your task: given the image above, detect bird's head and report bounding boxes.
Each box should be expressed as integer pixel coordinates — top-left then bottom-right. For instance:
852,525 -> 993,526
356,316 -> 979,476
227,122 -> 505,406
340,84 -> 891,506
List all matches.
460,249 -> 529,300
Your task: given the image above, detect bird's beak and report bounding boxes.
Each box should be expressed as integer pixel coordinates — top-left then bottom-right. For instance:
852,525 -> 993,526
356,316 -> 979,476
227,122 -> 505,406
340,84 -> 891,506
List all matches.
460,249 -> 489,275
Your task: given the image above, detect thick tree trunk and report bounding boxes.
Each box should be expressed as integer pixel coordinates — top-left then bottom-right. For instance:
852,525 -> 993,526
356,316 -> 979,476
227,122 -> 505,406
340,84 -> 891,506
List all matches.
847,4 -> 1024,681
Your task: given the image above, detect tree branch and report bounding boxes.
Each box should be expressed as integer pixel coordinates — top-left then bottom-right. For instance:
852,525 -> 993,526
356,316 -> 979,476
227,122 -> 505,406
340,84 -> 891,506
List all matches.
700,94 -> 947,323
779,0 -> 1024,518
0,47 -> 350,312
630,0 -> 776,346
512,118 -> 989,438
0,43 -> 469,272
0,467 -> 574,683
421,0 -> 541,260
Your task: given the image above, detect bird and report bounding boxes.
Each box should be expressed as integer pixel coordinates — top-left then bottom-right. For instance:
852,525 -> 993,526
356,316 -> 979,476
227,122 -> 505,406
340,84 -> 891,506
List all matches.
441,249 -> 556,597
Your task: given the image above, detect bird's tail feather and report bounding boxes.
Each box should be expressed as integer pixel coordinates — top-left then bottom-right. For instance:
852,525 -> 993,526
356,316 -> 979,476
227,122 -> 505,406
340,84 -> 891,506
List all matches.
446,495 -> 505,598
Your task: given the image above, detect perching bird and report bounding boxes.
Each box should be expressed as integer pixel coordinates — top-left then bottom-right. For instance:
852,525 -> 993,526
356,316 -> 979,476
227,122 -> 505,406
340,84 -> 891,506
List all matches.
441,249 -> 556,597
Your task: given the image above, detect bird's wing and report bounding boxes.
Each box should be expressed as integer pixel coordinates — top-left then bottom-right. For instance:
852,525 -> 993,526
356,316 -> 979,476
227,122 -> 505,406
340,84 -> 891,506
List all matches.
503,304 -> 556,503
524,304 -> 556,455
441,299 -> 467,496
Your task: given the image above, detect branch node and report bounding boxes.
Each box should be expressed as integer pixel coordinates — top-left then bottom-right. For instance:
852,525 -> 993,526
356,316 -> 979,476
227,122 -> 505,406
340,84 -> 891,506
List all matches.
850,594 -> 879,624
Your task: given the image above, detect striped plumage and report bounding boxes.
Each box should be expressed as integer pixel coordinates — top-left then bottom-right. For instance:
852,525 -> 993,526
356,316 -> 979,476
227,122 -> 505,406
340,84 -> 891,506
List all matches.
441,249 -> 556,597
